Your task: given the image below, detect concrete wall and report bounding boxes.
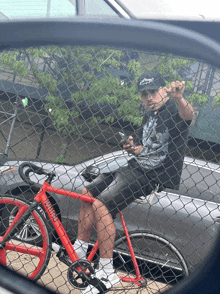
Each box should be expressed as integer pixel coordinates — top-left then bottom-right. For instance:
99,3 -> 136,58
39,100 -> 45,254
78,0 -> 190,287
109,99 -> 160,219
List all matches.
0,103 -> 121,165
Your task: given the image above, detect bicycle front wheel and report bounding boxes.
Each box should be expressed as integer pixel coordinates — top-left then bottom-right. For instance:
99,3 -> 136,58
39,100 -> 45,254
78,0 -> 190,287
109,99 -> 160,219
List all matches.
0,196 -> 51,281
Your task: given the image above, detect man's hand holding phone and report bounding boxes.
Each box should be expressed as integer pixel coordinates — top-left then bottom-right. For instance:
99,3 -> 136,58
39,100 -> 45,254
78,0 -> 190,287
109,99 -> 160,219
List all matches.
118,132 -> 142,155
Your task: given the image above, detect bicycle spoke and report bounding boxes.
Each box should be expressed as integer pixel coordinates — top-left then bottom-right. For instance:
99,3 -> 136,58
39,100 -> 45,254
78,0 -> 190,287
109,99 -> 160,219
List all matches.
17,224 -> 29,240
29,220 -> 41,236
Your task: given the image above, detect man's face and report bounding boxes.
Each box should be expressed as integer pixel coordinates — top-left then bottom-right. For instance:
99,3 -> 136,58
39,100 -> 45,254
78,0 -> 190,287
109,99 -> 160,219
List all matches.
141,87 -> 167,111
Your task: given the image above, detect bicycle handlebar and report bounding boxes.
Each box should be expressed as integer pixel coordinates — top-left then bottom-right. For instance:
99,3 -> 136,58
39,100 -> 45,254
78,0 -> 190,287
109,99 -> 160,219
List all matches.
18,162 -> 56,190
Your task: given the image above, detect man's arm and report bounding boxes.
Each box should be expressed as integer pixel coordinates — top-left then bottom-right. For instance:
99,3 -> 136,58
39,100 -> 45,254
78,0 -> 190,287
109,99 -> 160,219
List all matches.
166,81 -> 194,121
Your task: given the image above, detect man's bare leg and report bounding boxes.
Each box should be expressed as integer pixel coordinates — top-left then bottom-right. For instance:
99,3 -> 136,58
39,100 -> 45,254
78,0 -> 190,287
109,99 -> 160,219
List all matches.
74,188 -> 95,259
77,188 -> 96,242
92,199 -> 116,258
78,193 -> 120,294
76,189 -> 116,267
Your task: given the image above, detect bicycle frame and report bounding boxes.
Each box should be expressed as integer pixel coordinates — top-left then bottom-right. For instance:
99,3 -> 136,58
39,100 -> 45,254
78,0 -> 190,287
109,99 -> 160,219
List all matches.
1,180 -> 145,286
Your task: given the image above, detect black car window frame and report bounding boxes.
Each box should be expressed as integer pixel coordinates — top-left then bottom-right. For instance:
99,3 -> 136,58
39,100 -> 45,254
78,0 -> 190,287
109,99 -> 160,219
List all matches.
0,18 -> 220,294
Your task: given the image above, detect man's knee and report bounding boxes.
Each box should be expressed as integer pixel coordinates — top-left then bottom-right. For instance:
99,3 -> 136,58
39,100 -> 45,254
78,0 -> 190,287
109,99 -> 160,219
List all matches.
92,198 -> 103,208
80,187 -> 93,208
82,187 -> 94,197
92,199 -> 113,220
82,187 -> 90,195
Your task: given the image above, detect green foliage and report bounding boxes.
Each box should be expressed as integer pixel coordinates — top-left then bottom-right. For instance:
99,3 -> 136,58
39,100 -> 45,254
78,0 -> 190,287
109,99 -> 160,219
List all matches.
35,71 -> 58,92
0,46 -> 211,136
1,51 -> 28,76
55,154 -> 66,163
156,56 -> 194,81
187,93 -> 208,106
55,145 -> 68,163
213,93 -> 220,109
128,59 -> 141,74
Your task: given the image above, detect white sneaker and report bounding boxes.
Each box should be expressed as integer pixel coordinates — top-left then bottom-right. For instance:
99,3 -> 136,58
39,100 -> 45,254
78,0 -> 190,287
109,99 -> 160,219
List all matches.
82,269 -> 121,294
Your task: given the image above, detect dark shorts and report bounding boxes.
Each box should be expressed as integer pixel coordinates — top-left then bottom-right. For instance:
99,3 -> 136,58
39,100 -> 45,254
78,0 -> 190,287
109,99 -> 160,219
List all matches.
85,159 -> 157,217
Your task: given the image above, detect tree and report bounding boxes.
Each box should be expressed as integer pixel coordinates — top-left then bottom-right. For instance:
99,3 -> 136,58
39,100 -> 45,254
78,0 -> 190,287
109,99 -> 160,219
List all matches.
0,45 -> 210,137
213,94 -> 220,109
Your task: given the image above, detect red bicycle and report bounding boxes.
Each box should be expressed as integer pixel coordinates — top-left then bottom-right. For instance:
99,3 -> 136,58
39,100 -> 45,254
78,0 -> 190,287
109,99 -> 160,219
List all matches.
0,162 -> 148,292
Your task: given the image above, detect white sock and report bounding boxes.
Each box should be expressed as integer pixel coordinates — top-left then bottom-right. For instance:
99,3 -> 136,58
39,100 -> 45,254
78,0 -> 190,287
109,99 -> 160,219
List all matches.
73,239 -> 88,260
99,258 -> 114,274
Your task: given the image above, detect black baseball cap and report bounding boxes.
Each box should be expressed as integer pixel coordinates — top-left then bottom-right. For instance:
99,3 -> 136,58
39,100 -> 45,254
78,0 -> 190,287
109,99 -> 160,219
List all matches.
138,71 -> 166,92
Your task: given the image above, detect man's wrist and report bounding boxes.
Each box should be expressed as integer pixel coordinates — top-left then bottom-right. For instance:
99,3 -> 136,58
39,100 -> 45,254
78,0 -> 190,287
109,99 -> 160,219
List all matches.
133,145 -> 143,156
172,95 -> 183,101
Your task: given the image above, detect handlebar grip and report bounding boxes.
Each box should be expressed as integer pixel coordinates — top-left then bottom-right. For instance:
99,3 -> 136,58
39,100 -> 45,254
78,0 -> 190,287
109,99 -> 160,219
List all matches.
20,162 -> 47,175
18,162 -> 50,190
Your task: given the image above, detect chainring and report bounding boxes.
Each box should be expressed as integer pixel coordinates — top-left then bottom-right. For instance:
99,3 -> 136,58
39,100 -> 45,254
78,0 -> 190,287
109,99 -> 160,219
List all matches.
67,260 -> 95,289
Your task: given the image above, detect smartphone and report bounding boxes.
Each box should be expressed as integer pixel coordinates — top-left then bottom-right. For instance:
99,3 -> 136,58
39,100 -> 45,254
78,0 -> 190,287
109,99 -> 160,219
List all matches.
118,132 -> 128,140
118,132 -> 133,147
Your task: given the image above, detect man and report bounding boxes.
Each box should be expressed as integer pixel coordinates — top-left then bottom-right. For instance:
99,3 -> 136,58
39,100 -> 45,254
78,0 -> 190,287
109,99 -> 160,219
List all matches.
73,71 -> 194,294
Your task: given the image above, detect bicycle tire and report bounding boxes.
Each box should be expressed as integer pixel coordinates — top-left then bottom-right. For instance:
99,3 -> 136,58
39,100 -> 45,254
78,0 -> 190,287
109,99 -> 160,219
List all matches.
0,196 -> 52,281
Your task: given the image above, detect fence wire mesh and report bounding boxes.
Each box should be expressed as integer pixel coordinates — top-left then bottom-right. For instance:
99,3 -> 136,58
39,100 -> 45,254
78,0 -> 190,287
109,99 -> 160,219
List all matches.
0,45 -> 219,294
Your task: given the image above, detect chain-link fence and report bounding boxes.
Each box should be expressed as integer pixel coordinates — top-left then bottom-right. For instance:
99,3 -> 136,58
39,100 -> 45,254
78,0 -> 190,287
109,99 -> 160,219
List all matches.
0,45 -> 219,294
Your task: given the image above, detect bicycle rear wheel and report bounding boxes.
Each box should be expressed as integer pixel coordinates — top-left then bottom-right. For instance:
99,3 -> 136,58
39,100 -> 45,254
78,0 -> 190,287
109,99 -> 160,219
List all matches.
114,232 -> 189,292
0,196 -> 51,281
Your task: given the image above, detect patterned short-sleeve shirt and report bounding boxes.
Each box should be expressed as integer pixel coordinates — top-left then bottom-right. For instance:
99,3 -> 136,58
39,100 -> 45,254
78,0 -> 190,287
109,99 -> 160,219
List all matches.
134,98 -> 191,189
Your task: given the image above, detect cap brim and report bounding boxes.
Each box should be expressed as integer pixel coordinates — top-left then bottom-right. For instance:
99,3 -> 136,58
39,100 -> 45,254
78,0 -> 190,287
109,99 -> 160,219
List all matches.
139,85 -> 158,91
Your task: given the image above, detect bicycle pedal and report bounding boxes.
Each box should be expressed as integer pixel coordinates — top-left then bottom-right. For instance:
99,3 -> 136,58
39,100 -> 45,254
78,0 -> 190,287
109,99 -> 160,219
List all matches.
138,278 -> 147,287
54,245 -> 72,266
